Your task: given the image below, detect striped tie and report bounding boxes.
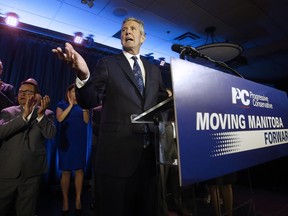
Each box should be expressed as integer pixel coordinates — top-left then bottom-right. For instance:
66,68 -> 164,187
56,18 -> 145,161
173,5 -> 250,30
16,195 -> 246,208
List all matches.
131,56 -> 144,96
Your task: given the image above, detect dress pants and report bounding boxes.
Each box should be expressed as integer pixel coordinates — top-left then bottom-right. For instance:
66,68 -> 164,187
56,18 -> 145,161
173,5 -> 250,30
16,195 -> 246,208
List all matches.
0,173 -> 41,216
94,144 -> 156,216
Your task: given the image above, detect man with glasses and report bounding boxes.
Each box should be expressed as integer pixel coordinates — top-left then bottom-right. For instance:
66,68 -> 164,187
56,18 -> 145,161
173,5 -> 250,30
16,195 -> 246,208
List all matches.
0,78 -> 56,216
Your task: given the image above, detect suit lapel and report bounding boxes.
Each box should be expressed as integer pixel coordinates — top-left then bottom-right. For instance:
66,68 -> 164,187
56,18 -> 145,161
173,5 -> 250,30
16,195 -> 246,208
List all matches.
141,57 -> 152,97
117,54 -> 144,98
16,105 -> 24,116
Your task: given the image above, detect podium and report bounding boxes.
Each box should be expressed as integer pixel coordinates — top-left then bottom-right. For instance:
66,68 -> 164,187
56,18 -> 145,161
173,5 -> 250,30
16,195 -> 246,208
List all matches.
133,57 -> 288,187
131,96 -> 175,216
169,57 -> 288,187
132,57 -> 288,215
131,97 -> 174,124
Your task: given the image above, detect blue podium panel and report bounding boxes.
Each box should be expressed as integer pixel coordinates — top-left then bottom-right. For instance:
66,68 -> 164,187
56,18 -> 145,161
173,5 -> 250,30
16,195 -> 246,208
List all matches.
170,58 -> 288,187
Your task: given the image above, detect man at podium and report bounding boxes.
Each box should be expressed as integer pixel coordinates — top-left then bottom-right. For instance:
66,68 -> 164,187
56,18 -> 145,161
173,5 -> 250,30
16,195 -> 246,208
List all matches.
52,17 -> 169,216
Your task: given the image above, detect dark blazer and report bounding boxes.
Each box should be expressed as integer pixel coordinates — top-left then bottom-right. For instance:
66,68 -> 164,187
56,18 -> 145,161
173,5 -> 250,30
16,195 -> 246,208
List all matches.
76,53 -> 168,178
0,105 -> 56,179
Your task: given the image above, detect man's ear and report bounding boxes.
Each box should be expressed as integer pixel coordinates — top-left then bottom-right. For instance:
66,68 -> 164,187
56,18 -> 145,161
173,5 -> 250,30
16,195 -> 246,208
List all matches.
140,33 -> 146,44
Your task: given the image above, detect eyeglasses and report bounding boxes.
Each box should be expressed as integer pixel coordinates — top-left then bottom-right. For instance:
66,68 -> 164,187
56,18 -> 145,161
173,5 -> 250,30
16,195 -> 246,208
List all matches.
18,90 -> 35,95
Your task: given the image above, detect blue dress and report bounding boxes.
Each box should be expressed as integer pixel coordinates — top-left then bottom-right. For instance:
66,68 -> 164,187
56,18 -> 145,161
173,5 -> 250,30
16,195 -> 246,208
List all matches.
57,101 -> 88,170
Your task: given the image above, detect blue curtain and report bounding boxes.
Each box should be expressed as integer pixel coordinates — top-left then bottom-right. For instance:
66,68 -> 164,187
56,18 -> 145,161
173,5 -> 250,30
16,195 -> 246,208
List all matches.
0,25 -> 172,187
0,27 -> 108,186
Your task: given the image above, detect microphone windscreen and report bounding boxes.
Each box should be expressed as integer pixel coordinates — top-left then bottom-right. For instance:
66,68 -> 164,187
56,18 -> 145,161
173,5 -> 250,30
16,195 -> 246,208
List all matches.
171,44 -> 183,53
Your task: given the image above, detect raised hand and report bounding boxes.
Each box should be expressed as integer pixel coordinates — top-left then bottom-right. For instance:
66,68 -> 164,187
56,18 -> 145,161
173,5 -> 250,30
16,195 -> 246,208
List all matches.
67,91 -> 74,105
37,95 -> 50,117
22,95 -> 37,120
52,42 -> 90,80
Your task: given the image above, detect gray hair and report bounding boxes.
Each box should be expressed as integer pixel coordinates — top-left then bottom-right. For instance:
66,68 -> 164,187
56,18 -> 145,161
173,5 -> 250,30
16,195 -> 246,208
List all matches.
122,17 -> 145,36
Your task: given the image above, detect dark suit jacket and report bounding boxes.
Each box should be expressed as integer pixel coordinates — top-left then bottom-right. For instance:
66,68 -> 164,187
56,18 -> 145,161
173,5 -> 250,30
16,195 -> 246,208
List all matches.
0,82 -> 16,111
76,53 -> 168,178
0,105 -> 56,179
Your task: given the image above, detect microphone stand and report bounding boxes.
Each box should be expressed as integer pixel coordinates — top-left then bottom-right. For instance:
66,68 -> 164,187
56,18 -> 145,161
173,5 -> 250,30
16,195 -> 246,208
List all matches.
179,48 -> 187,60
180,49 -> 244,79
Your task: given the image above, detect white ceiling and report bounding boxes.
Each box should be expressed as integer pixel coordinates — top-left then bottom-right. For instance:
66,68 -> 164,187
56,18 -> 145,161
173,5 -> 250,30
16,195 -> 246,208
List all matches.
0,0 -> 288,84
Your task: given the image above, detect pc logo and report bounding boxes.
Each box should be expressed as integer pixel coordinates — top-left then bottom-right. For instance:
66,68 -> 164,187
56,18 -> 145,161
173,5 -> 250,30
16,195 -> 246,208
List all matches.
231,87 -> 250,106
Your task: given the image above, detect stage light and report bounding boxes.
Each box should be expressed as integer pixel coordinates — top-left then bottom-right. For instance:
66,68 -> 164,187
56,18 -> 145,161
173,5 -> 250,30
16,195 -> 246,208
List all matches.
159,57 -> 166,66
85,34 -> 94,48
5,12 -> 19,27
144,53 -> 154,63
74,32 -> 84,44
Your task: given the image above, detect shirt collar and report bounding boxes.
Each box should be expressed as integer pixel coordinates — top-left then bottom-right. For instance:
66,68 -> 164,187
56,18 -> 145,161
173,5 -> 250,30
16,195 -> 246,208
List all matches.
123,51 -> 140,61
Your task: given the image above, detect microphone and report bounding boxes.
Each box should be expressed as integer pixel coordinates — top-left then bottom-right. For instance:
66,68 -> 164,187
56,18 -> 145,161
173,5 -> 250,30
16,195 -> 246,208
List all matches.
171,44 -> 204,58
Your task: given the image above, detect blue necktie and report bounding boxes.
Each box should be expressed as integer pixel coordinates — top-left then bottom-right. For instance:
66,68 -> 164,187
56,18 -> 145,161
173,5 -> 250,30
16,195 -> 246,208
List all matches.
131,56 -> 144,96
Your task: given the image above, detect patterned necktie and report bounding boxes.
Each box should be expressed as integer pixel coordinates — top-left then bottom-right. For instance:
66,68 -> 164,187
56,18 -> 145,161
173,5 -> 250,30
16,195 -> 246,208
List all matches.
131,56 -> 144,96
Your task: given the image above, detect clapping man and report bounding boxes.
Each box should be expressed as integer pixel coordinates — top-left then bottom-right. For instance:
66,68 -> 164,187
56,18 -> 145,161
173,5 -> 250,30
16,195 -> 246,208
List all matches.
0,78 -> 56,216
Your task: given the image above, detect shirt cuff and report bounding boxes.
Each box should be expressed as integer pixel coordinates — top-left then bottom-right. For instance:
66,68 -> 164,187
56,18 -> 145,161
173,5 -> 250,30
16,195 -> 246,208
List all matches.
75,75 -> 90,88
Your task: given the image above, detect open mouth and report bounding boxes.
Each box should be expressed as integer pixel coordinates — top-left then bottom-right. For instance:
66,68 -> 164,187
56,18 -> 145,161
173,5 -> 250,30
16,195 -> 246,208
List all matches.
125,37 -> 133,42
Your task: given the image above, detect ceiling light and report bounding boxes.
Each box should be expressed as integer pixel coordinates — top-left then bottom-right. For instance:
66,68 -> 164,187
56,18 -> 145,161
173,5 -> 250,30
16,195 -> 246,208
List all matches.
5,12 -> 19,27
74,32 -> 84,44
196,26 -> 243,62
113,8 -> 128,17
81,0 -> 94,8
87,0 -> 94,8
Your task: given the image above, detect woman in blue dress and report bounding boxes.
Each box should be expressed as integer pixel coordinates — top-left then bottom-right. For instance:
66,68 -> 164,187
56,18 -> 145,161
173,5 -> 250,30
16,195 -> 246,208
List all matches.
56,83 -> 89,216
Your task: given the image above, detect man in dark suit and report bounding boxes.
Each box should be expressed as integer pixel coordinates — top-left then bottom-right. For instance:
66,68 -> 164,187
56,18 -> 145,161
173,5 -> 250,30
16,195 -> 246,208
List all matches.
0,78 -> 56,216
53,17 -> 169,216
0,60 -> 16,111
